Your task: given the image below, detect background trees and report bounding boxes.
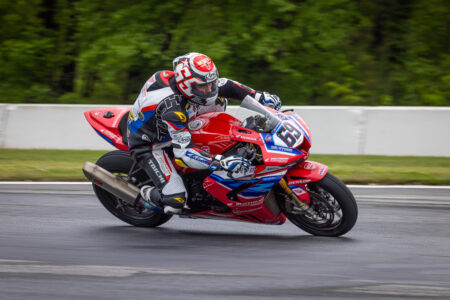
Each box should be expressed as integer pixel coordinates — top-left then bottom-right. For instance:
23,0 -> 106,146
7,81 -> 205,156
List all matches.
0,0 -> 448,105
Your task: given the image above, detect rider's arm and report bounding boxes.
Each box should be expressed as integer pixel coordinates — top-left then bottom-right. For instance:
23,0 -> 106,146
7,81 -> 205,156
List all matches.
162,111 -> 212,169
217,78 -> 281,110
162,110 -> 251,173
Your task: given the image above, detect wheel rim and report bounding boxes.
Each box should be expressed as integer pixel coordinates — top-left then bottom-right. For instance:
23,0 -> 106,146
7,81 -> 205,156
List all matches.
96,172 -> 159,220
287,185 -> 344,231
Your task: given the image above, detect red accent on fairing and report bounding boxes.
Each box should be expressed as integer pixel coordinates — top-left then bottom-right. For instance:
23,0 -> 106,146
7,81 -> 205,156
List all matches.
190,112 -> 241,155
284,161 -> 329,203
84,107 -> 130,151
201,176 -> 286,225
286,161 -> 328,183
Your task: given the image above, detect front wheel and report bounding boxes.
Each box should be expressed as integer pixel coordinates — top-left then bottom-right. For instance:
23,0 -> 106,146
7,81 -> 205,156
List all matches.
280,173 -> 358,237
93,150 -> 172,227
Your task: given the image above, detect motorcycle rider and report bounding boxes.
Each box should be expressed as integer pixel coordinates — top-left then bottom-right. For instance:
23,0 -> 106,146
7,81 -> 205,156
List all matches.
128,52 -> 281,214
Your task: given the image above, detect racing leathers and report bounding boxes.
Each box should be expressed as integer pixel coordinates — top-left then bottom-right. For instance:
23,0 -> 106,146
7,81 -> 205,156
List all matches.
127,70 -> 280,211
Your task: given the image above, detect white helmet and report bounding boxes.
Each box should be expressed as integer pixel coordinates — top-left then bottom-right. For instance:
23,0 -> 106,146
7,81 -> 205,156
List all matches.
173,53 -> 219,106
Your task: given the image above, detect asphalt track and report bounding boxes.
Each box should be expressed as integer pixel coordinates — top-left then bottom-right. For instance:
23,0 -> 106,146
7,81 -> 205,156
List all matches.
0,183 -> 449,300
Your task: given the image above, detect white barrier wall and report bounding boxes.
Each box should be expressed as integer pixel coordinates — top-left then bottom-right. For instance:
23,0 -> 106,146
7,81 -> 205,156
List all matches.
0,104 -> 449,156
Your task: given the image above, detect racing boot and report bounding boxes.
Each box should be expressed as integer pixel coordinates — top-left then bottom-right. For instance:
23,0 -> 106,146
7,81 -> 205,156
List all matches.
138,186 -> 183,214
137,185 -> 164,213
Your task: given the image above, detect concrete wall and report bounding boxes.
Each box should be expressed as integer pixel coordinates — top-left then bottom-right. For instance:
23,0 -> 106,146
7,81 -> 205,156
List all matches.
0,104 -> 449,156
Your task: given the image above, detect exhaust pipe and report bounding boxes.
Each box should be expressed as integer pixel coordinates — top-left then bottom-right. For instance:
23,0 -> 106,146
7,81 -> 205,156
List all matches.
82,161 -> 140,205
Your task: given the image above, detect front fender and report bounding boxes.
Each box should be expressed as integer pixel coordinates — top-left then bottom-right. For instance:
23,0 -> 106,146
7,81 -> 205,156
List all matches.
283,161 -> 328,203
285,161 -> 328,184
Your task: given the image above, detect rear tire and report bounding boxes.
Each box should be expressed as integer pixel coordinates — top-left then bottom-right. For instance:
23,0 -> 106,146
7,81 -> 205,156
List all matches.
281,173 -> 358,237
93,150 -> 172,227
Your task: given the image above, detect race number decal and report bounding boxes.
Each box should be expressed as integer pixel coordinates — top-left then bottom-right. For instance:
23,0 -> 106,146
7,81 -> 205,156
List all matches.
276,122 -> 302,147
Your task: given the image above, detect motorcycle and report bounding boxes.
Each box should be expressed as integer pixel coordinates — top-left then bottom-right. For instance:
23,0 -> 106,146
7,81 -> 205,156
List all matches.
83,106 -> 358,237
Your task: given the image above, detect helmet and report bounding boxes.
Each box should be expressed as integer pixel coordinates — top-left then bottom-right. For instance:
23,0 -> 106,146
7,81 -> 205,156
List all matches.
173,53 -> 219,106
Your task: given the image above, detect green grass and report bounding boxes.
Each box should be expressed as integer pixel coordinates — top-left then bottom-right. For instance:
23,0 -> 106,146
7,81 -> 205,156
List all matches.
0,149 -> 449,185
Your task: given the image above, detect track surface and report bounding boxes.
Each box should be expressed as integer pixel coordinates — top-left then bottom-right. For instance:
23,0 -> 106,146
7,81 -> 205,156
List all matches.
0,183 -> 449,299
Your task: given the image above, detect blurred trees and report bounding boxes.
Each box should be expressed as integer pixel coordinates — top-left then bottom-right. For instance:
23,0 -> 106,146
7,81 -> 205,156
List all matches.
0,0 -> 448,105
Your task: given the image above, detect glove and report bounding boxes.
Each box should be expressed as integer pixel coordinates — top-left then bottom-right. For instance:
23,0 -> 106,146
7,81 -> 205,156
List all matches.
209,155 -> 251,174
259,92 -> 282,111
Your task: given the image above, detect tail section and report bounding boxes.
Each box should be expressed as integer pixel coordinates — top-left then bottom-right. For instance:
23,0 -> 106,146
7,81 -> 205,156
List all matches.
84,107 -> 130,151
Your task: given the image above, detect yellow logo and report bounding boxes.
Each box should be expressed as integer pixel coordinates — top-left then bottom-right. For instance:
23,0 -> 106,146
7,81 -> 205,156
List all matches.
174,112 -> 187,123
174,197 -> 185,204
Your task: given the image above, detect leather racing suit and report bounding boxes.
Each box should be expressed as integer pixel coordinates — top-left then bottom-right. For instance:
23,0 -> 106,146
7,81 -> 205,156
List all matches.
127,70 -> 277,209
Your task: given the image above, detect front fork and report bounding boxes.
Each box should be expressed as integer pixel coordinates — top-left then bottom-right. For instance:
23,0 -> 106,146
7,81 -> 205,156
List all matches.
279,178 -> 314,215
279,160 -> 329,214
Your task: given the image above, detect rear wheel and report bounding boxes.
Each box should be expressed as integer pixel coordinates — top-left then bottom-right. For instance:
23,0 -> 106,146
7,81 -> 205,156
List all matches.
280,173 -> 357,236
93,150 -> 172,227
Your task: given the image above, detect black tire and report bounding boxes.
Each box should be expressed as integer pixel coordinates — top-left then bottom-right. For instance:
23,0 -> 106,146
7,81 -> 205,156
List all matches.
93,150 -> 172,227
281,173 -> 358,237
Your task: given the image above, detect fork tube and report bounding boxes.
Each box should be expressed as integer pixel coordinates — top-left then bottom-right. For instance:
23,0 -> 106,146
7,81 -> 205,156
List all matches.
279,178 -> 309,211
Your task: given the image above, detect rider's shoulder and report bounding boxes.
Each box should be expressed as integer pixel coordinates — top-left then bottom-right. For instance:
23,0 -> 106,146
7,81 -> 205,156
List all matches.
153,70 -> 174,86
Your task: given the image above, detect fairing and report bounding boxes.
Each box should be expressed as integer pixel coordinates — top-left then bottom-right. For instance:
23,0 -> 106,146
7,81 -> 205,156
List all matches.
84,107 -> 130,151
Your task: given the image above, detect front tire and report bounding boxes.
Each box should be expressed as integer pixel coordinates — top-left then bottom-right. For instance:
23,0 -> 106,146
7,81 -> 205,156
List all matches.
93,150 -> 172,227
281,173 -> 358,237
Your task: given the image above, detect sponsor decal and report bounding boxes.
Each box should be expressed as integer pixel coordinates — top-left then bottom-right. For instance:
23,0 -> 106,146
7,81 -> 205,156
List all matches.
303,162 -> 316,170
235,165 -> 256,177
142,134 -> 151,142
153,152 -> 171,177
233,198 -> 264,207
188,119 -> 204,130
138,112 -> 145,121
205,71 -> 217,81
174,111 -> 187,123
264,134 -> 273,142
93,111 -> 102,119
262,176 -> 282,182
200,146 -> 210,152
99,129 -> 120,142
174,197 -> 185,204
269,145 -> 294,153
288,179 -> 311,185
186,151 -> 210,165
173,131 -> 191,144
148,159 -> 166,184
193,55 -> 214,72
320,167 -> 326,175
203,179 -> 214,189
269,157 -> 289,163
236,135 -> 258,142
233,207 -> 261,214
292,187 -> 307,196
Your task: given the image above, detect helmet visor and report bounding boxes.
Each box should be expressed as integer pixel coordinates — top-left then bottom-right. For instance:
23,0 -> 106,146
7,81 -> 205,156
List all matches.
191,80 -> 218,100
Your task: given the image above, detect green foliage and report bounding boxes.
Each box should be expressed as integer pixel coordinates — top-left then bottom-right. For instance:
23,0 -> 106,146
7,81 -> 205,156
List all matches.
0,0 -> 448,105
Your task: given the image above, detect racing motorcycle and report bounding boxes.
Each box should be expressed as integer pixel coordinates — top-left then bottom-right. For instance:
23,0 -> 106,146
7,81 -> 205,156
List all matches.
83,106 -> 358,237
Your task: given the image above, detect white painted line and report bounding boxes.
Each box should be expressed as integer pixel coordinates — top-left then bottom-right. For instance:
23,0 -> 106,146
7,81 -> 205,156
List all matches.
0,259 -> 266,278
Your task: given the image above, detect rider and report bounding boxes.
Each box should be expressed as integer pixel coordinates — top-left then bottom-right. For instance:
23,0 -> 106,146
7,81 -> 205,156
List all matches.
127,52 -> 281,213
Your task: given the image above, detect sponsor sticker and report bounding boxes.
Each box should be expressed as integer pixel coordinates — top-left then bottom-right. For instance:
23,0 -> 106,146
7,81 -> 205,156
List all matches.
303,162 -> 316,170
269,157 -> 289,163
174,111 -> 187,123
288,179 -> 311,185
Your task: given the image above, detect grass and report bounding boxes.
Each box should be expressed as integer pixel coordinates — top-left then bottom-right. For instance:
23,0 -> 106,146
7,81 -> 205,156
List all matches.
0,149 -> 449,185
